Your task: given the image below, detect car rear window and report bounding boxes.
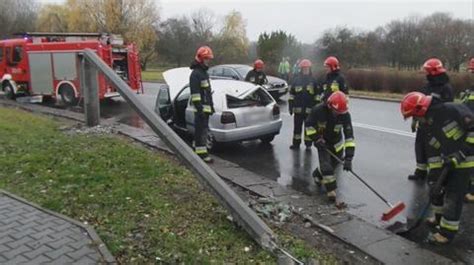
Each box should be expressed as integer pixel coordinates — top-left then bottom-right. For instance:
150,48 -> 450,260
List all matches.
227,88 -> 273,108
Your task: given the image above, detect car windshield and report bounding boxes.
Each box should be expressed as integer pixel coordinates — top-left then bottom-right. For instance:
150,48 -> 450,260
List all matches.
235,66 -> 252,78
226,88 -> 273,108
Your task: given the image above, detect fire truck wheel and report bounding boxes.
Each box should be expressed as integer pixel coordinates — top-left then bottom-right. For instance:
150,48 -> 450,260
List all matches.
59,84 -> 78,106
3,83 -> 15,100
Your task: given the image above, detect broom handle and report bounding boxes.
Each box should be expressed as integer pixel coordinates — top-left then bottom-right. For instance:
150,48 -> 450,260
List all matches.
324,148 -> 392,207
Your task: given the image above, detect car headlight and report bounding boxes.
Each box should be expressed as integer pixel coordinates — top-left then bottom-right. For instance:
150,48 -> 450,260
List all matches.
262,84 -> 272,89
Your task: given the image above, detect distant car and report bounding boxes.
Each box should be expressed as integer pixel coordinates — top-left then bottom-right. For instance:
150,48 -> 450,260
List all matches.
155,68 -> 283,148
209,64 -> 289,99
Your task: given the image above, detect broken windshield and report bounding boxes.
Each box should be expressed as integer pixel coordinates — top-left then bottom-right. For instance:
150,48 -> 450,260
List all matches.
226,88 -> 273,108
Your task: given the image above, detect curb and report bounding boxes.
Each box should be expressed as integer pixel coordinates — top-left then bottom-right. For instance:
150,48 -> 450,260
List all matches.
0,190 -> 116,264
350,94 -> 402,103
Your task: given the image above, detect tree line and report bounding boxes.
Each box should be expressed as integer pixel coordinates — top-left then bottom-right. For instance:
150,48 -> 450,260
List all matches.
1,2 -> 473,72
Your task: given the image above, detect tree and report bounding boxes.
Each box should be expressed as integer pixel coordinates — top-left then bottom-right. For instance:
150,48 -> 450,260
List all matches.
212,10 -> 249,64
37,4 -> 69,32
0,0 -> 38,37
257,31 -> 301,66
191,8 -> 216,46
156,17 -> 195,67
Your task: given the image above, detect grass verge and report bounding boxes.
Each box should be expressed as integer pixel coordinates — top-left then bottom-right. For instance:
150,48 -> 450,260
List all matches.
141,67 -> 170,82
0,107 -> 335,264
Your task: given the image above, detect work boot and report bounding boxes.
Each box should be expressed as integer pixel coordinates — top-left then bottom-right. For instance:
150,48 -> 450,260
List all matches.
202,156 -> 214,163
289,144 -> 300,150
427,232 -> 451,245
425,215 -> 441,228
327,191 -> 336,202
408,169 -> 427,180
465,193 -> 474,203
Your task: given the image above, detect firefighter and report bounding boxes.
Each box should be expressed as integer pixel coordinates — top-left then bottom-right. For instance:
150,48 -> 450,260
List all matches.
190,46 -> 215,163
306,91 -> 355,201
408,58 -> 454,180
320,56 -> 348,102
401,92 -> 474,244
461,57 -> 474,202
245,59 -> 268,86
289,59 -> 318,150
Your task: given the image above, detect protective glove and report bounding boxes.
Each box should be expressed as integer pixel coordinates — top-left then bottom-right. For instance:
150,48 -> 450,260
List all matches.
343,159 -> 352,171
442,151 -> 466,169
314,137 -> 326,149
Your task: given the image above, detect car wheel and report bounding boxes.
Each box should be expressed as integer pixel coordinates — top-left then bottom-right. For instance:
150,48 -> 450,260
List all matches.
260,134 -> 275,144
59,84 -> 78,106
3,83 -> 15,100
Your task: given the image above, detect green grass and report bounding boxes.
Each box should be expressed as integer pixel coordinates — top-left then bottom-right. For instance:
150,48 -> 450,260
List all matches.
141,67 -> 170,82
0,107 -> 333,264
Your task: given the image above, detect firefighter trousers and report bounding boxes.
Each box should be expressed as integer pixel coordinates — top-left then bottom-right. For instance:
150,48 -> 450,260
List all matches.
293,114 -> 312,147
414,128 -> 428,172
313,146 -> 342,192
194,112 -> 210,158
430,168 -> 471,239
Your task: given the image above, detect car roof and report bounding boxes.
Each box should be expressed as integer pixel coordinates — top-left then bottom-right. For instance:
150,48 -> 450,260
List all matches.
212,64 -> 251,69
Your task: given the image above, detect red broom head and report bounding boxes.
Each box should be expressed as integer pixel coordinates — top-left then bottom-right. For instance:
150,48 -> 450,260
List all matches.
381,201 -> 406,221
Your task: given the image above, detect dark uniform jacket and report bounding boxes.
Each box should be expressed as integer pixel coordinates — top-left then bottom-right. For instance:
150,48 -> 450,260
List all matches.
190,60 -> 214,114
320,70 -> 348,102
305,104 -> 355,159
420,73 -> 454,103
289,73 -> 318,115
245,69 -> 267,86
424,102 -> 474,171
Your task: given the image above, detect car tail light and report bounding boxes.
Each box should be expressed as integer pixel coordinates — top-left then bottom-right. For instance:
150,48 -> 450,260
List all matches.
272,104 -> 280,116
221,111 -> 236,124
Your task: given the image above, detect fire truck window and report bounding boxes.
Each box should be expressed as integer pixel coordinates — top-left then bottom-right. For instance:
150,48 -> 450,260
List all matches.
0,48 -> 3,62
12,46 -> 23,63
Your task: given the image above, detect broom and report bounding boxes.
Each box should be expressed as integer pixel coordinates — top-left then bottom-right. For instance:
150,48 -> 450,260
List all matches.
324,148 -> 406,221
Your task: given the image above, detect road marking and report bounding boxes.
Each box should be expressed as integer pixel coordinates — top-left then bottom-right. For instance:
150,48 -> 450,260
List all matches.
281,113 -> 414,138
353,122 -> 415,138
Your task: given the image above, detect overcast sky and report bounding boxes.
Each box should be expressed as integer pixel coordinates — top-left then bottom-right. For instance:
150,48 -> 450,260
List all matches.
39,0 -> 474,43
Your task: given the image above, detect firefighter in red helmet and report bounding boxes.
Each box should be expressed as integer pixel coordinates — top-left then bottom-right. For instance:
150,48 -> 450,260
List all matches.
190,46 -> 215,163
245,59 -> 268,86
401,91 -> 474,244
319,56 -> 348,102
408,58 -> 454,181
288,59 -> 319,149
305,91 -> 355,202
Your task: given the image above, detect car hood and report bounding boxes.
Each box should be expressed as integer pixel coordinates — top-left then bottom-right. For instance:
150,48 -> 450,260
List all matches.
163,67 -> 192,100
266,75 -> 287,85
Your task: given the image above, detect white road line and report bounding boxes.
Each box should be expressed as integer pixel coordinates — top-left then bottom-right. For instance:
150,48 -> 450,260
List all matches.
352,122 -> 415,138
281,113 -> 414,138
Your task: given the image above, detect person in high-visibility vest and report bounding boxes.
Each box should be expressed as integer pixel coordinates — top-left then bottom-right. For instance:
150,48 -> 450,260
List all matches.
401,92 -> 474,244
190,46 -> 215,163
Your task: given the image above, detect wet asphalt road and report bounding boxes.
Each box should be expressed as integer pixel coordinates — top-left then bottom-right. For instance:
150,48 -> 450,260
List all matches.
103,83 -> 474,263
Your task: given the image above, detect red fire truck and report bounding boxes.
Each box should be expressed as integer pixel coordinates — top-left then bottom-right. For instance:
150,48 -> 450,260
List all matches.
0,32 -> 142,105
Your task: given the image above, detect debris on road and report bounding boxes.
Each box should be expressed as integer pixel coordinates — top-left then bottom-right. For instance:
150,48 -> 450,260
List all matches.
249,197 -> 294,224
63,124 -> 115,135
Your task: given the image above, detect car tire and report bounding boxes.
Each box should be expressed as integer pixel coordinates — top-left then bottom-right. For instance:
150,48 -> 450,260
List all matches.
59,84 -> 78,106
3,83 -> 15,100
260,134 -> 275,144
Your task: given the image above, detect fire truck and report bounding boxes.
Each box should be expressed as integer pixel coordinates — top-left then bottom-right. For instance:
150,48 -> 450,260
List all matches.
0,32 -> 142,105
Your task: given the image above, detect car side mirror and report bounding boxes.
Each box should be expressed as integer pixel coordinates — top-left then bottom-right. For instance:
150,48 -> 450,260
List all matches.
232,75 -> 239,80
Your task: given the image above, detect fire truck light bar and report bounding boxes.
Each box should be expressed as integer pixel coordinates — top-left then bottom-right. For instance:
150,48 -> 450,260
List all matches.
13,32 -> 103,38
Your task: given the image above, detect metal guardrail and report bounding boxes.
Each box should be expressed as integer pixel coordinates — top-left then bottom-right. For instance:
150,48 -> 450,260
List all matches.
78,49 -> 279,253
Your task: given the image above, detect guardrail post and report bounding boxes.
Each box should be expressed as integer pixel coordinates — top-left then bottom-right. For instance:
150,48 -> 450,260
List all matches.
79,54 -> 100,127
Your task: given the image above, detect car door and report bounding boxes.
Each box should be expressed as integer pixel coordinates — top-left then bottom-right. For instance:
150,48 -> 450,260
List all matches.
154,85 -> 172,122
222,68 -> 240,80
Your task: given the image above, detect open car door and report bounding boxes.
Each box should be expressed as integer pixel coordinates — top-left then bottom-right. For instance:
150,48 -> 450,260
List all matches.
154,85 -> 172,122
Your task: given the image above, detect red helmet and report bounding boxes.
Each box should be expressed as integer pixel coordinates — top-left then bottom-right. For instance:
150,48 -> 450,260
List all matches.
254,59 -> 264,70
299,59 -> 312,69
327,91 -> 348,114
195,46 -> 214,62
400,92 -> 432,119
423,58 -> 446,76
469,58 -> 474,70
324,56 -> 340,71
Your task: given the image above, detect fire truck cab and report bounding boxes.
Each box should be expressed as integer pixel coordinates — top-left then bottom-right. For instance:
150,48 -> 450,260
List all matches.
0,32 -> 142,105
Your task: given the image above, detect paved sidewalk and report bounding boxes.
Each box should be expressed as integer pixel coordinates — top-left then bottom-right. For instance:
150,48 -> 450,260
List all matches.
0,190 -> 115,264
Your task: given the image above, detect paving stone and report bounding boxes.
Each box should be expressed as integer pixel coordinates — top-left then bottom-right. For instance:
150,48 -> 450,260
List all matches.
4,254 -> 28,265
45,245 -> 75,259
27,254 -> 52,264
49,255 -> 74,265
67,245 -> 96,260
46,237 -> 75,250
331,218 -> 393,248
23,245 -> 54,259
10,228 -> 37,240
7,235 -> 34,249
3,245 -> 32,259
